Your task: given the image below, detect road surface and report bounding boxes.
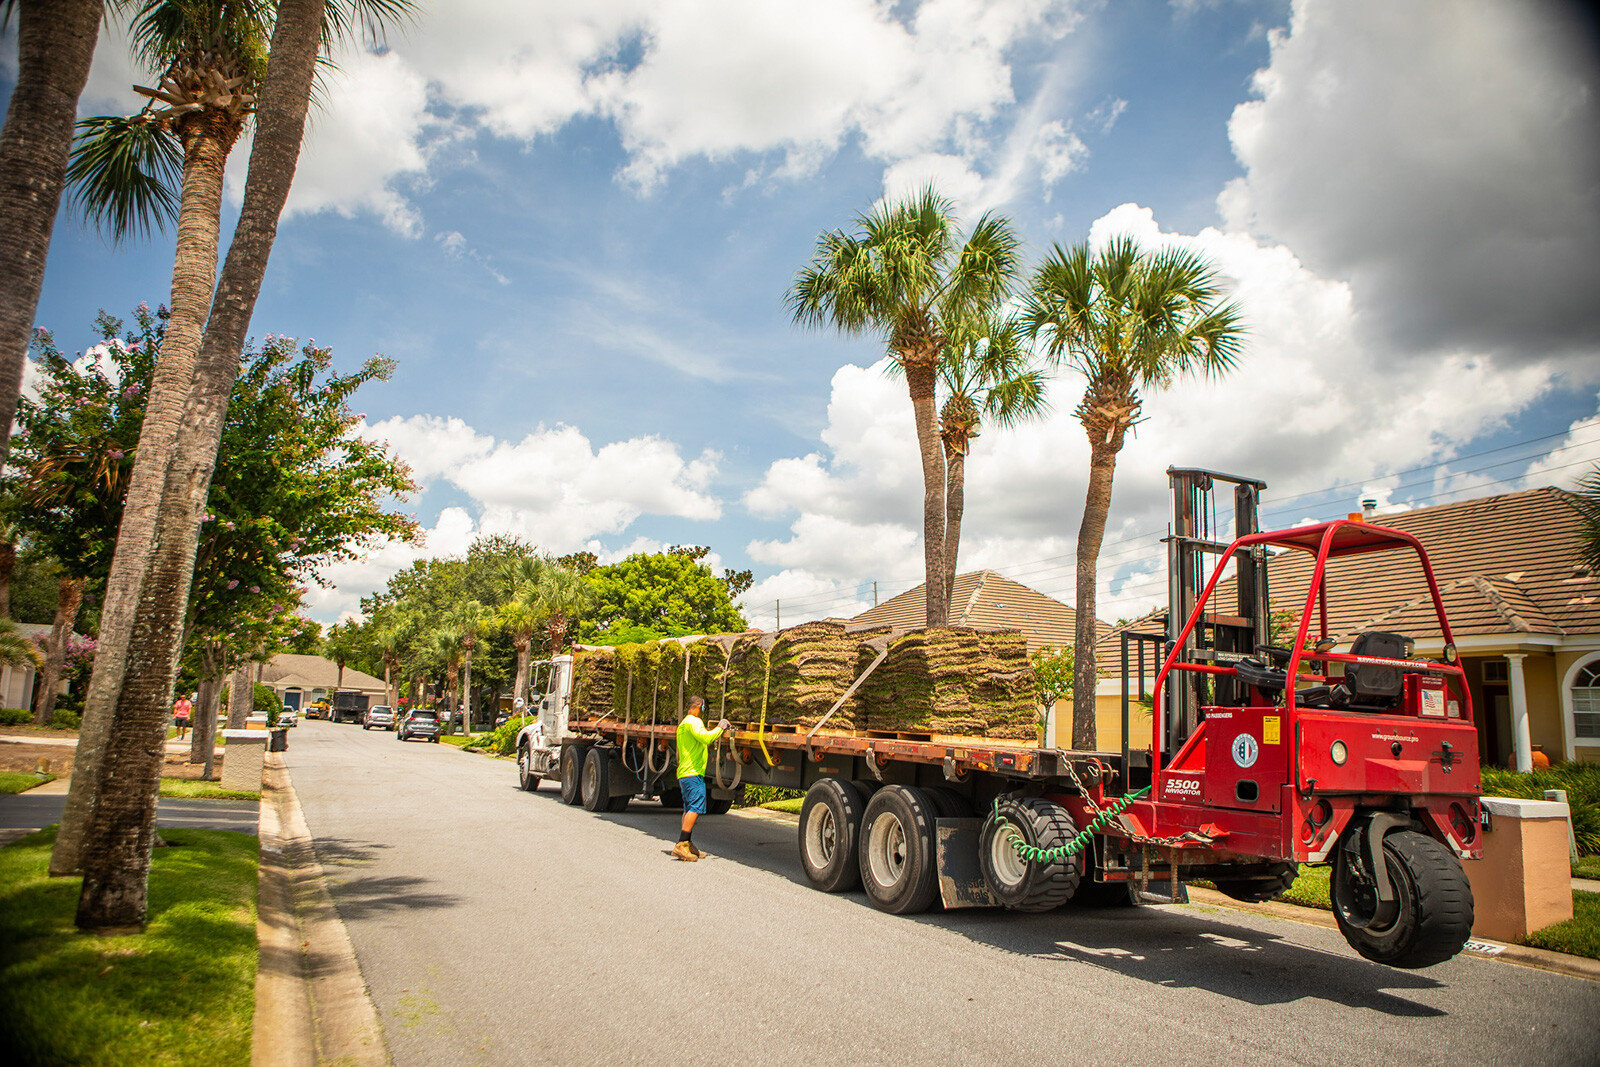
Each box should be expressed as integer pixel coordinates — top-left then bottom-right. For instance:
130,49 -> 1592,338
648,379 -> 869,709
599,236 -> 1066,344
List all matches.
0,793 -> 259,834
286,718 -> 1599,1066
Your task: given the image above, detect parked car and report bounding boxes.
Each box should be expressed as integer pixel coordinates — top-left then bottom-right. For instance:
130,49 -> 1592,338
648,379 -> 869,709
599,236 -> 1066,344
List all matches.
305,700 -> 331,720
397,709 -> 441,743
279,707 -> 298,727
364,705 -> 397,730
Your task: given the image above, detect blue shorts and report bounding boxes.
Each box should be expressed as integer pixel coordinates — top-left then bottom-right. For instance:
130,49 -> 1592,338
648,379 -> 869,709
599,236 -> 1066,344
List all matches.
678,775 -> 708,814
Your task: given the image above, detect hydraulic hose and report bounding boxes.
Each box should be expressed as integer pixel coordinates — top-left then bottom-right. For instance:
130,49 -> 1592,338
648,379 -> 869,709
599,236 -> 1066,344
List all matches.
993,787 -> 1151,864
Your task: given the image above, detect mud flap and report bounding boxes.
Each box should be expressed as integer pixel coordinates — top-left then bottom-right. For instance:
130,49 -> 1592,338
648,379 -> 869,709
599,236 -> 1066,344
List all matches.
936,818 -> 997,909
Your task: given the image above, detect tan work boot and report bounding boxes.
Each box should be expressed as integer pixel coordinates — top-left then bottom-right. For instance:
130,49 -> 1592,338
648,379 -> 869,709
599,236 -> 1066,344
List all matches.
671,841 -> 699,862
690,843 -> 709,859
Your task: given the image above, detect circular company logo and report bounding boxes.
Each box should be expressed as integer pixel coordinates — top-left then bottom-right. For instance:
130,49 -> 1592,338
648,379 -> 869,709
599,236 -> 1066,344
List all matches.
1232,733 -> 1259,769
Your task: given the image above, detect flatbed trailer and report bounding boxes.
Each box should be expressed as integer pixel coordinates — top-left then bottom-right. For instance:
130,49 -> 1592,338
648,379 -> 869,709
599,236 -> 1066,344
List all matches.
516,468 -> 1484,968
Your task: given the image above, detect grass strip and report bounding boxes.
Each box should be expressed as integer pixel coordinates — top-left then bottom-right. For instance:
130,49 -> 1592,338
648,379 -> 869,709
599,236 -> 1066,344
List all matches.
159,778 -> 260,801
1280,865 -> 1332,911
761,798 -> 805,814
439,734 -> 470,747
0,771 -> 55,794
0,826 -> 259,1065
1526,891 -> 1600,960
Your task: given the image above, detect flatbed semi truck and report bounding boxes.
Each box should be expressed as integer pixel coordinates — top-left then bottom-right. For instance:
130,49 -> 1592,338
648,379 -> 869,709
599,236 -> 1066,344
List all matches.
515,469 -> 1483,968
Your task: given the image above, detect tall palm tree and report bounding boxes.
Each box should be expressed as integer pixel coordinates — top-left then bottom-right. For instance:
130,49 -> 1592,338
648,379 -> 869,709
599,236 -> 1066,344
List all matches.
936,313 -> 1048,610
537,565 -> 595,656
453,601 -> 483,736
789,187 -> 1019,626
0,0 -> 106,472
0,616 -> 43,671
425,625 -> 463,724
373,607 -> 417,709
497,578 -> 546,709
1023,235 -> 1246,750
69,0 -> 407,926
1574,465 -> 1600,573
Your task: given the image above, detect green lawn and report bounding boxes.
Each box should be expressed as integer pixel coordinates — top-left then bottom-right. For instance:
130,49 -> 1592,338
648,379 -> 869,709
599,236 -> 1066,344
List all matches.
438,734 -> 470,747
0,827 -> 259,1065
159,778 -> 259,801
0,771 -> 55,794
1527,891 -> 1600,960
761,797 -> 805,814
1573,855 -> 1600,881
1281,865 -> 1332,911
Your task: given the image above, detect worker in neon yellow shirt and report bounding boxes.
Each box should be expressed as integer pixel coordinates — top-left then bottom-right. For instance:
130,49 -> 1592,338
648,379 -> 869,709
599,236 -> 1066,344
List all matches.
673,695 -> 731,862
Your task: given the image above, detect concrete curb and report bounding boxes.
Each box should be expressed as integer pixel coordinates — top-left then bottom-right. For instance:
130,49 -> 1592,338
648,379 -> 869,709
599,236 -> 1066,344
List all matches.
255,754 -> 390,1066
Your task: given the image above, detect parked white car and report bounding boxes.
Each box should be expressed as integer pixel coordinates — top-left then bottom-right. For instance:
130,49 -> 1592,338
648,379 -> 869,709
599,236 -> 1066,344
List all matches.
279,707 -> 298,727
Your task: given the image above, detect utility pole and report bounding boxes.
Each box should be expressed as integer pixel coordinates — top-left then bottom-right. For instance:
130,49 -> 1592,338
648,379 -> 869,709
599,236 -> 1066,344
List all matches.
775,600 -> 781,630
873,581 -> 878,607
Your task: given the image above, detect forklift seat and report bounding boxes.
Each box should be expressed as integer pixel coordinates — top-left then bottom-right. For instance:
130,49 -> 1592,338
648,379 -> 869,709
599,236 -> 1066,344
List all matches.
1296,631 -> 1408,711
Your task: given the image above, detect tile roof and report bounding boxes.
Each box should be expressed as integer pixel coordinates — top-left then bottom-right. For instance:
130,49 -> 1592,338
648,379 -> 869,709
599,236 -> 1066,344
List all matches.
848,570 -> 1107,651
261,654 -> 387,693
1217,486 -> 1595,643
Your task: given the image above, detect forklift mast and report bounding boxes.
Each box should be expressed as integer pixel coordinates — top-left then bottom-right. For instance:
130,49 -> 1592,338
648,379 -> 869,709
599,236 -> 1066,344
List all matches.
1164,468 -> 1270,756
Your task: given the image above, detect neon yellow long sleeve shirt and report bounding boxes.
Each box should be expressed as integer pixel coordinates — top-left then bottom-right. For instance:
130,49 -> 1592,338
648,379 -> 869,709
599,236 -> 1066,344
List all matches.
675,714 -> 723,778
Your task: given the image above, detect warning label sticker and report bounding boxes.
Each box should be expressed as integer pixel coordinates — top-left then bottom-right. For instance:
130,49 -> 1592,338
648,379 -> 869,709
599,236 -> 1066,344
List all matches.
1263,716 -> 1280,745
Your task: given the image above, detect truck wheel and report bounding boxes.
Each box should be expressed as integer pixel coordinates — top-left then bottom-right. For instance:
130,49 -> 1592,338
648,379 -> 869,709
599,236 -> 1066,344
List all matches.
706,786 -> 742,816
517,743 -> 541,792
582,747 -> 612,812
559,744 -> 589,806
1333,830 -> 1473,969
1215,862 -> 1298,903
979,796 -> 1082,912
924,788 -> 974,819
798,780 -> 868,893
858,785 -> 940,915
659,789 -> 683,810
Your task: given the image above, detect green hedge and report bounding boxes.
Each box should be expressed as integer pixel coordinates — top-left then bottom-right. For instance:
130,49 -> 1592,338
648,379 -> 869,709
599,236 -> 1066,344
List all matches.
1482,762 -> 1600,855
0,708 -> 31,726
737,784 -> 805,808
463,715 -> 534,756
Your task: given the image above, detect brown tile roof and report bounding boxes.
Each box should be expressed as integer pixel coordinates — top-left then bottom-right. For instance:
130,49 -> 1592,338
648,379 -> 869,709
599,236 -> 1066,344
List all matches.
261,654 -> 387,694
1230,486 -> 1595,643
848,570 -> 1107,651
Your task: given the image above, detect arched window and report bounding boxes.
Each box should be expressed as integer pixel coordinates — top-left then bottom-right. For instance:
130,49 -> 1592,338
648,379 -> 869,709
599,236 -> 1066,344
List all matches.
1575,660 -> 1600,740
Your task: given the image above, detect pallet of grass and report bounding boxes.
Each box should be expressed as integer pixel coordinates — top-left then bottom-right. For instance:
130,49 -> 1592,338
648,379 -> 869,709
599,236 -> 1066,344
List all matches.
859,627 -> 1038,739
570,648 -> 616,720
724,621 -> 865,730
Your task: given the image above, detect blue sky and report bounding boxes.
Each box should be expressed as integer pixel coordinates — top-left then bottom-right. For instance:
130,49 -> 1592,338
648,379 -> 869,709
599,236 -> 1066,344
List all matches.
7,0 -> 1599,626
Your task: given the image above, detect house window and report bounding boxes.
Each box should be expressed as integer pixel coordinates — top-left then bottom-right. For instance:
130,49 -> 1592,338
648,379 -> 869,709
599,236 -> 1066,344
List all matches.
1575,661 -> 1600,741
1482,660 -> 1509,683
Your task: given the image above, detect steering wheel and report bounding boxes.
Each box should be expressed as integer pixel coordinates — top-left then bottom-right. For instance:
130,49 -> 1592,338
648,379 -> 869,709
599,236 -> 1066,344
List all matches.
1256,644 -> 1293,668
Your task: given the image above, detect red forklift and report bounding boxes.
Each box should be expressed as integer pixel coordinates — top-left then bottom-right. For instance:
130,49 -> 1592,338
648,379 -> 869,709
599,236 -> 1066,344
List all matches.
1112,468 -> 1481,968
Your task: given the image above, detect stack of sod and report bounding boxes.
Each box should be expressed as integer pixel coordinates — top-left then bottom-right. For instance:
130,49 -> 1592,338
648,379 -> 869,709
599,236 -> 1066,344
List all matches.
688,637 -> 739,720
570,649 -> 616,719
611,643 -> 664,723
858,627 -> 1038,738
725,621 -> 866,729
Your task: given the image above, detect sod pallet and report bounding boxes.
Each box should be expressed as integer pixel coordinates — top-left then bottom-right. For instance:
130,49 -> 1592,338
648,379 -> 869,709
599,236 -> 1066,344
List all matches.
571,624 -> 1038,742
570,649 -> 616,720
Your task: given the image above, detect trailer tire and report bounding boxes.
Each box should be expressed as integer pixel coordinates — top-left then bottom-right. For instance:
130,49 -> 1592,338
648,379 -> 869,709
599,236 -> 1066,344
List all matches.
582,747 -> 613,812
858,785 -> 940,915
659,788 -> 683,810
798,780 -> 868,893
1215,862 -> 1298,903
1332,830 -> 1474,969
559,743 -> 590,806
924,788 -> 975,819
980,796 -> 1082,912
706,788 -> 740,816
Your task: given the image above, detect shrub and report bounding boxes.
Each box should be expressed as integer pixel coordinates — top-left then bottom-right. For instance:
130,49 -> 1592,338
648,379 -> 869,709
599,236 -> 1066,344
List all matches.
1482,762 -> 1600,855
738,784 -> 805,808
0,708 -> 32,726
48,709 -> 80,730
464,715 -> 534,756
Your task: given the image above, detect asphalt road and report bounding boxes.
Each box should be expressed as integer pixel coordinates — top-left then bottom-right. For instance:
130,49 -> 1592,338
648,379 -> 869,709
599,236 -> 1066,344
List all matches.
0,793 -> 259,833
286,719 -> 1600,1067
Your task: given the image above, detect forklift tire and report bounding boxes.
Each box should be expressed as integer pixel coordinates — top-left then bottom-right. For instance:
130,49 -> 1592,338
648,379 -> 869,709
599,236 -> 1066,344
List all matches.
1332,830 -> 1474,969
517,743 -> 541,792
858,785 -> 940,915
1214,862 -> 1298,903
979,796 -> 1082,912
798,779 -> 869,893
560,744 -> 590,806
582,747 -> 613,812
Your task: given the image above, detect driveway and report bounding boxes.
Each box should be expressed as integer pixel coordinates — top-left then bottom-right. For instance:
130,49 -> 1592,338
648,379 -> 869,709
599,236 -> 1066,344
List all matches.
285,718 -> 1600,1066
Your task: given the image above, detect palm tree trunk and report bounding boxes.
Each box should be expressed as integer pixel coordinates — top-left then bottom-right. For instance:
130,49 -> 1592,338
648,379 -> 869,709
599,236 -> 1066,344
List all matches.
227,663 -> 254,729
50,97 -> 240,879
72,0 -> 329,925
904,358 -> 948,626
31,574 -> 83,723
941,436 -> 967,616
512,633 -> 530,706
1070,436 -> 1124,751
0,536 -> 16,619
191,642 -> 224,772
461,650 -> 473,737
383,657 -> 395,708
0,0 -> 103,471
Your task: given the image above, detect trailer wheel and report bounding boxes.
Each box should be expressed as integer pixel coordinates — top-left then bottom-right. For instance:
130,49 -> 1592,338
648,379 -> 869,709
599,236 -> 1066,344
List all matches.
979,796 -> 1082,912
924,788 -> 975,819
659,788 -> 683,810
858,785 -> 940,915
559,743 -> 589,806
1215,862 -> 1298,903
706,787 -> 741,816
582,747 -> 613,812
1332,830 -> 1474,969
798,780 -> 868,893
517,743 -> 541,792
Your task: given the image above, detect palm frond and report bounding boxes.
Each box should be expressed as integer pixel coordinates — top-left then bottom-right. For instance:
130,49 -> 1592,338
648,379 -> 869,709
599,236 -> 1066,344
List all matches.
66,115 -> 182,242
322,0 -> 418,50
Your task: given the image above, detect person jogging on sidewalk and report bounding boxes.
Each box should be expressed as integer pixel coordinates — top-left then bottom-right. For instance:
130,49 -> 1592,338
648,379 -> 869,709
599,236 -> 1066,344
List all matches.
672,695 -> 730,862
173,695 -> 192,741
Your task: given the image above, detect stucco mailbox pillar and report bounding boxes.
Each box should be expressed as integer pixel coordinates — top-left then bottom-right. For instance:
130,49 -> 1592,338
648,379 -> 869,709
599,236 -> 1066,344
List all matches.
220,730 -> 268,793
1465,795 -> 1574,943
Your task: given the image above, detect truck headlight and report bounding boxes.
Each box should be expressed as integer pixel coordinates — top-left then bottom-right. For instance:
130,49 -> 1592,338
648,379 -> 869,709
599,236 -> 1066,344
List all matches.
1331,740 -> 1348,766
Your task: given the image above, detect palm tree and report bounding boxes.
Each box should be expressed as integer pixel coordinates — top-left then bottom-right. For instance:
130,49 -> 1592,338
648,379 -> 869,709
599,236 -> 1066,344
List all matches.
537,565 -> 595,656
373,607 -> 417,709
497,576 -> 546,709
1023,235 -> 1246,750
1574,465 -> 1600,573
453,601 -> 483,737
424,625 -> 463,726
935,313 -> 1048,609
0,0 -> 107,472
0,617 -> 43,671
68,0 -> 409,925
789,187 -> 1019,626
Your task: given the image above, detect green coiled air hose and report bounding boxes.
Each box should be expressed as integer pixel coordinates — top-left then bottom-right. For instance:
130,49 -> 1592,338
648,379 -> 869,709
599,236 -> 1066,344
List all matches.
994,786 -> 1152,864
